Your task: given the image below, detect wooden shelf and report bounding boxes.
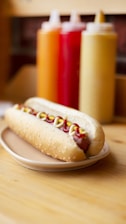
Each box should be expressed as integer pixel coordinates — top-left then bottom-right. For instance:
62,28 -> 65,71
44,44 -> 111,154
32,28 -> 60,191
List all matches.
4,0 -> 126,17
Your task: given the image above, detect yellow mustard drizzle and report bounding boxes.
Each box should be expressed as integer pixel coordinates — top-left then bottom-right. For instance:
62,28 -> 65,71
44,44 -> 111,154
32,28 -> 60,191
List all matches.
14,104 -> 87,138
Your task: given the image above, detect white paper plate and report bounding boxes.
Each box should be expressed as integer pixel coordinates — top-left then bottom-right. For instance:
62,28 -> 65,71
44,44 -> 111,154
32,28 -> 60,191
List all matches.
0,128 -> 110,172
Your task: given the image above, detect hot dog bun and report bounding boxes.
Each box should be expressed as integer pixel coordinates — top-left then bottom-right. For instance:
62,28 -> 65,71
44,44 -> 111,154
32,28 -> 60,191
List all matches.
4,97 -> 105,162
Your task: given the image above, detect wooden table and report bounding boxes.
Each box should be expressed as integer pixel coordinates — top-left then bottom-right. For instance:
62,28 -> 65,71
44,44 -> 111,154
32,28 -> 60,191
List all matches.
0,118 -> 126,224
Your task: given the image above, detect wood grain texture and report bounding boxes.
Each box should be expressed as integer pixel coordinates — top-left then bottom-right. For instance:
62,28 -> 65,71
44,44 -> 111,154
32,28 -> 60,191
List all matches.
0,118 -> 126,224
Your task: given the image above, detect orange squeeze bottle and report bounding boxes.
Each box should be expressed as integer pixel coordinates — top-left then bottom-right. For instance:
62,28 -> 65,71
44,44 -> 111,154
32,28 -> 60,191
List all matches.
37,10 -> 61,102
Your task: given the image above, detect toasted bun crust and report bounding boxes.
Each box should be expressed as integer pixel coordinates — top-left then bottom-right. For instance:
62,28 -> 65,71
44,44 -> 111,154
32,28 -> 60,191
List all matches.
4,97 -> 105,162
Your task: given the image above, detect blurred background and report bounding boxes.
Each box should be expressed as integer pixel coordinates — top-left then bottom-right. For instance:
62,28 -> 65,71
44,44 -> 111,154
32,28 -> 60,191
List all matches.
0,0 -> 126,118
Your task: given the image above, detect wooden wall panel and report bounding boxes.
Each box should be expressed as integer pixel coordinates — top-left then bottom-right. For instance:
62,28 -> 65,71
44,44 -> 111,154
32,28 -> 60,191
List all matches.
0,2 -> 10,97
3,0 -> 126,17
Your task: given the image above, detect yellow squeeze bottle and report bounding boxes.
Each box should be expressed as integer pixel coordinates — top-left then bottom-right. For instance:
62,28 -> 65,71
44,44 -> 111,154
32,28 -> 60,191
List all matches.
79,11 -> 117,123
37,10 -> 61,102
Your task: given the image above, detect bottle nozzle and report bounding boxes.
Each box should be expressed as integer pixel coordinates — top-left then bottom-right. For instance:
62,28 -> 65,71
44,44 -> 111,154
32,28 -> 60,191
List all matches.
70,10 -> 81,23
94,10 -> 105,23
42,10 -> 61,30
49,10 -> 61,24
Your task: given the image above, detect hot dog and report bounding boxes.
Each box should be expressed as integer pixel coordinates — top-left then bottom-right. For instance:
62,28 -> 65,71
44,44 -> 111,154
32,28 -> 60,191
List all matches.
4,97 -> 105,162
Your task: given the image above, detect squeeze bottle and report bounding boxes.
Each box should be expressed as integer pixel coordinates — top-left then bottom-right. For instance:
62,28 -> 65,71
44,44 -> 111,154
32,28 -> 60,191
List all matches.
58,11 -> 86,109
37,10 -> 61,102
79,11 -> 117,123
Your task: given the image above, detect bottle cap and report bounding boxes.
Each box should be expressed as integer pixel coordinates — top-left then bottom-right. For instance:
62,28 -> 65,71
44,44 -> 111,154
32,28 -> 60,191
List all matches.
42,10 -> 61,31
86,23 -> 114,32
85,10 -> 114,33
61,10 -> 86,32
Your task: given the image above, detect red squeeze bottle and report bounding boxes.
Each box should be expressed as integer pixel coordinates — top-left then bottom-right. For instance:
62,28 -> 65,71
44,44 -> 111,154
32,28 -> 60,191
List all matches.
58,11 -> 86,109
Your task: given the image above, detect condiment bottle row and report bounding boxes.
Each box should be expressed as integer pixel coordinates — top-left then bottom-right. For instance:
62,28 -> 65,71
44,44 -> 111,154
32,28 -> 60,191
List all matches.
36,10 -> 85,109
36,10 -> 117,124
